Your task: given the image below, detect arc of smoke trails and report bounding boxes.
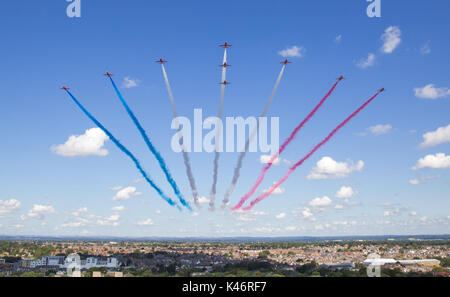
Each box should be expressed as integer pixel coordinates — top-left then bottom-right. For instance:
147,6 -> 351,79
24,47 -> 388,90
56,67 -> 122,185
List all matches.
64,90 -> 181,210
161,65 -> 200,208
209,49 -> 228,211
241,90 -> 382,211
108,77 -> 192,211
232,79 -> 342,210
221,65 -> 286,208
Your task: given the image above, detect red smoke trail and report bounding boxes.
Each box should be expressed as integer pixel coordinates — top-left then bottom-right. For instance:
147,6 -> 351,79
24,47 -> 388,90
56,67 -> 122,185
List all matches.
241,89 -> 383,211
232,79 -> 342,210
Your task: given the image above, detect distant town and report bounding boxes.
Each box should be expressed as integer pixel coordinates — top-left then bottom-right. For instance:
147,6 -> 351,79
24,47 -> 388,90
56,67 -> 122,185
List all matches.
0,237 -> 449,277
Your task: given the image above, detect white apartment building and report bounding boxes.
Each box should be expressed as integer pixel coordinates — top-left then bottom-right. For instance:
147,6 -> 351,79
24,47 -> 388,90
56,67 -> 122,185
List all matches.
64,255 -> 119,269
22,255 -> 119,270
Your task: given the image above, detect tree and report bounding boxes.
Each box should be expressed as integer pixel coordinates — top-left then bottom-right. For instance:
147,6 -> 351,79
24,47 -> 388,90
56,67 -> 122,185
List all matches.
20,271 -> 45,277
296,261 -> 318,275
167,263 -> 177,275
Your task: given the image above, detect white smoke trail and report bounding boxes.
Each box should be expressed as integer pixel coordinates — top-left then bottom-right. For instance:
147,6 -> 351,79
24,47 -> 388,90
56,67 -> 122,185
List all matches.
261,65 -> 285,117
209,49 -> 228,211
162,65 -> 200,208
221,64 -> 286,208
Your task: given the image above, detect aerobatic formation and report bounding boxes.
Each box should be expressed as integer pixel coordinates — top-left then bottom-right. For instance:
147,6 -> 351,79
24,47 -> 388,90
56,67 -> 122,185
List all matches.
61,42 -> 384,212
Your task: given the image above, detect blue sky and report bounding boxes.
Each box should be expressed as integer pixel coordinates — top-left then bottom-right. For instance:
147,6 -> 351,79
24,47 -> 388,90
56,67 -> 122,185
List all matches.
0,0 -> 449,237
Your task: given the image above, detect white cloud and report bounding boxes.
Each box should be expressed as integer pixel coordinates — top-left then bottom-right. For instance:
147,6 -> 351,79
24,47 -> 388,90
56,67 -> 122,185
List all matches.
413,153 -> 450,170
357,53 -> 376,69
237,214 -> 256,222
27,204 -> 55,220
110,186 -> 123,191
335,35 -> 342,43
260,155 -> 280,165
97,221 -> 119,227
384,211 -> 393,217
0,199 -> 21,215
62,217 -> 89,228
300,208 -> 315,220
197,196 -> 210,204
254,226 -> 280,233
278,45 -> 305,58
263,185 -> 285,195
107,214 -> 120,221
137,218 -> 154,226
381,26 -> 402,54
357,124 -> 393,137
122,77 -> 140,89
368,124 -> 392,136
414,84 -> 450,100
354,132 -> 368,137
420,175 -> 441,181
72,207 -> 88,216
285,226 -> 297,231
409,179 -> 420,185
307,157 -> 364,180
97,214 -> 120,227
111,206 -> 125,211
410,211 -> 418,216
283,159 -> 292,165
308,196 -> 333,208
343,199 -> 360,207
315,224 -> 325,231
335,204 -> 344,210
420,41 -> 431,55
52,128 -> 109,157
236,211 -> 267,222
333,221 -> 350,226
251,211 -> 268,216
420,124 -> 450,148
276,213 -> 286,219
112,186 -> 142,201
272,188 -> 285,195
335,186 -> 356,199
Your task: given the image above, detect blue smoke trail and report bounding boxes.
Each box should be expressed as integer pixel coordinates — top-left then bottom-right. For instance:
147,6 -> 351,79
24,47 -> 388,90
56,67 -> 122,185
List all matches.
108,77 -> 192,211
64,90 -> 181,210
